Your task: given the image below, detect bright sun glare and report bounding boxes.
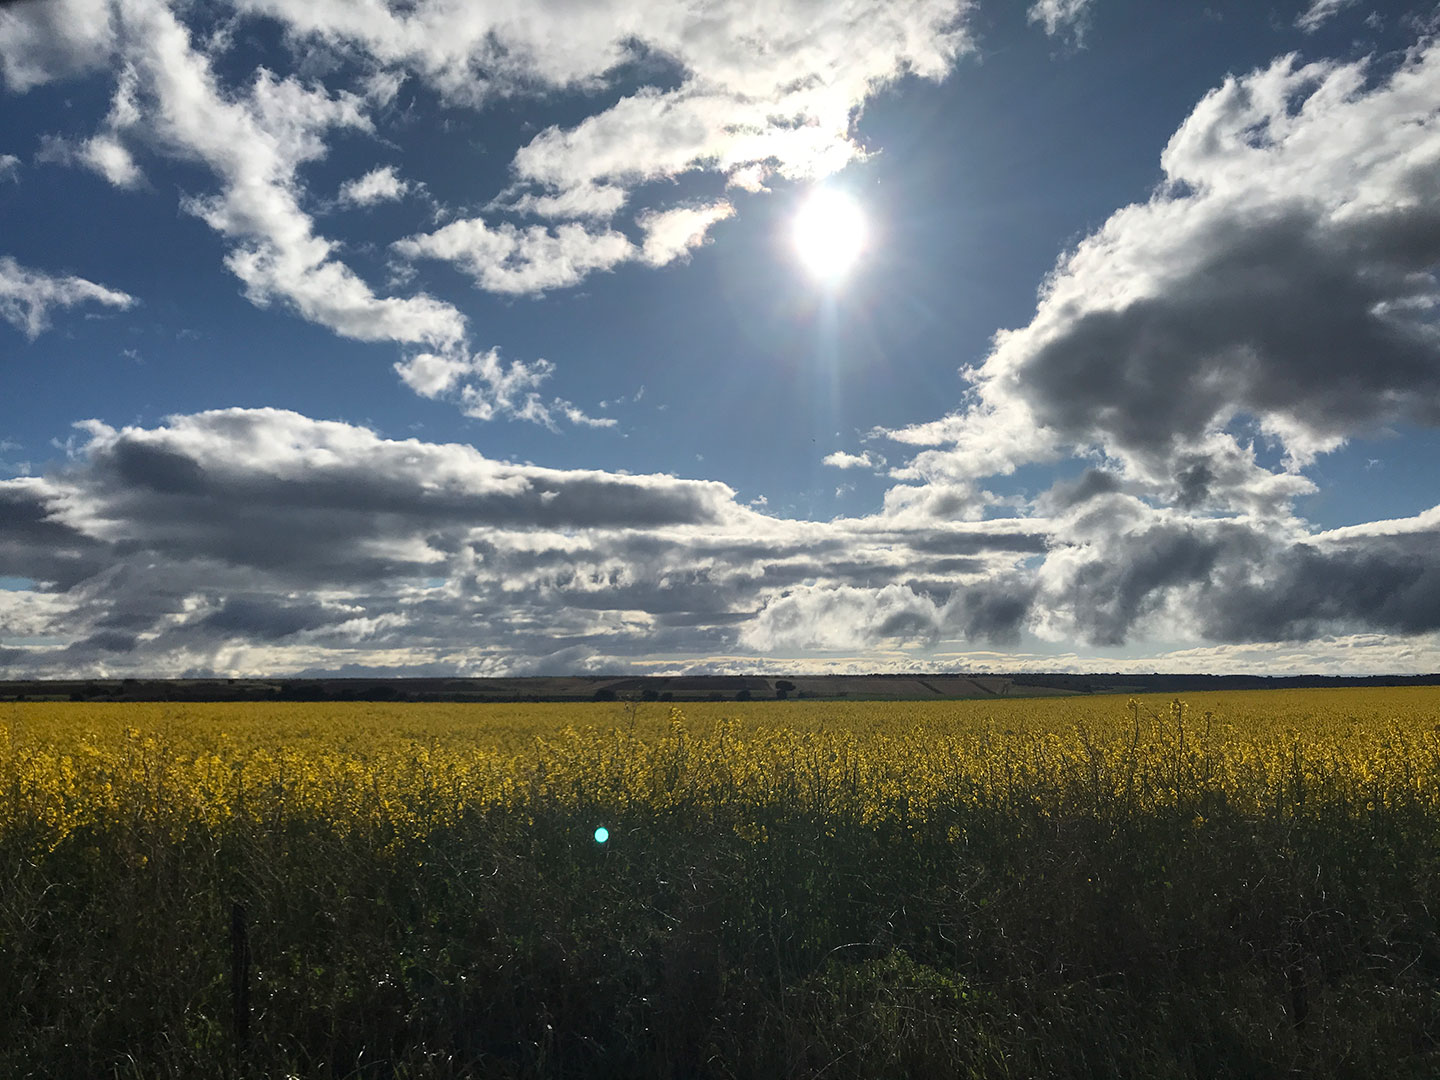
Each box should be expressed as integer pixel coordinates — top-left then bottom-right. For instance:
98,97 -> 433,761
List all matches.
792,188 -> 868,283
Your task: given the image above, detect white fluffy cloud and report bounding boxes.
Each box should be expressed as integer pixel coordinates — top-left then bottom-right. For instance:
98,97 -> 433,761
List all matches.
501,183 -> 629,221
881,41 -> 1440,513
394,199 -> 736,294
0,254 -> 135,338
741,584 -> 951,652
240,0 -> 972,189
0,0 -> 976,423
2,0 -> 467,354
0,0 -> 116,92
395,348 -> 583,429
38,132 -> 144,188
823,450 -> 885,470
337,164 -> 410,207
394,218 -> 636,297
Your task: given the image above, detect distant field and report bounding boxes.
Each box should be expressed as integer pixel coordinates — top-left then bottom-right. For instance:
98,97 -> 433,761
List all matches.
8,671 -> 1438,704
0,672 -> 1066,703
4,689 -> 1440,1077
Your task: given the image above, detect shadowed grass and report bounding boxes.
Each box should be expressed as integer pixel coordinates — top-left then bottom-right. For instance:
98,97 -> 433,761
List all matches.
3,694 -> 1440,1077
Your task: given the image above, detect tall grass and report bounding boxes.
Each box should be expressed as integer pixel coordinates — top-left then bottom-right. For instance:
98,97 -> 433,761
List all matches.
2,691 -> 1439,1077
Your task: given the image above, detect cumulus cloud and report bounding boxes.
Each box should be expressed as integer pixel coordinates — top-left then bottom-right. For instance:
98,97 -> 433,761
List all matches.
35,60 -> 146,188
880,41 -> 1440,513
823,450 -> 885,470
0,154 -> 18,182
0,408 -> 1056,676
741,584 -> 949,652
38,132 -> 144,188
1032,494 -> 1440,648
5,0 -> 467,352
394,347 -> 617,430
336,164 -> 410,207
394,200 -> 735,293
1,0 -> 978,424
741,578 -> 1032,652
394,217 -> 635,296
241,0 -> 972,187
3,407 -> 1440,676
0,0 -> 116,92
0,254 -> 135,338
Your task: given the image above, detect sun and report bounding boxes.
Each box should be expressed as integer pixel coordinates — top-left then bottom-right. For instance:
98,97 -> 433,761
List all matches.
792,187 -> 868,283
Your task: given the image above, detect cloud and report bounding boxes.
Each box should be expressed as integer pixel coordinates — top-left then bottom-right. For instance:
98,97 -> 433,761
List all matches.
1033,468 -> 1123,513
1028,0 -> 1093,40
394,216 -> 634,296
501,183 -> 629,221
1,0 -> 977,425
0,154 -> 18,182
741,575 -> 1033,652
337,164 -> 411,207
5,407 -> 1440,677
38,132 -> 144,188
880,41 -> 1440,513
823,450 -> 885,470
639,201 -> 735,267
241,0 -> 972,190
391,349 -> 617,432
0,0 -> 116,92
396,348 -> 568,428
394,200 -> 735,294
12,0 -> 467,352
0,254 -> 136,338
1032,494 -> 1440,647
0,408 -> 1058,676
741,584 -> 950,651
1296,0 -> 1360,33
35,60 -> 146,188
559,403 -> 618,429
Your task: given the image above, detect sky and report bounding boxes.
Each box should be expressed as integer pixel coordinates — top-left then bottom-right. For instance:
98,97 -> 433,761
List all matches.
2,0 -> 1439,679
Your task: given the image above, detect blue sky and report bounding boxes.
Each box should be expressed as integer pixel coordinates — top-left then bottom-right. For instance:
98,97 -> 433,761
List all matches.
2,0 -> 1438,678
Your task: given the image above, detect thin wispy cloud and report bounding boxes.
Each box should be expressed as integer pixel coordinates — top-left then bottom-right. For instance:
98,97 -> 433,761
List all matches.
1028,0 -> 1094,41
1296,0 -> 1361,32
0,255 -> 135,339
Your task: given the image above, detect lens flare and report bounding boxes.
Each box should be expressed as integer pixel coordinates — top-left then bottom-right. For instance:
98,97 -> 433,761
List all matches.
594,826 -> 610,843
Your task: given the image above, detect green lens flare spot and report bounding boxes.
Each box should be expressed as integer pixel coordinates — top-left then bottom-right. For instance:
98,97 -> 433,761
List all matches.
594,826 -> 609,844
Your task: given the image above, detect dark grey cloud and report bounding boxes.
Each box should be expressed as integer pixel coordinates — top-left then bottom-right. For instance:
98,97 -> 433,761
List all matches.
884,44 -> 1440,512
1201,533 -> 1440,643
78,630 -> 139,654
1034,469 -> 1123,514
1036,502 -> 1440,647
0,409 -> 1044,677
1012,206 -> 1440,466
4,408 -> 1439,678
194,598 -> 344,641
0,482 -> 109,588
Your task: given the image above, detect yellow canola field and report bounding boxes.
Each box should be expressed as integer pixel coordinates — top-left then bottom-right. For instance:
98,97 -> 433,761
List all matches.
3,688 -> 1440,851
